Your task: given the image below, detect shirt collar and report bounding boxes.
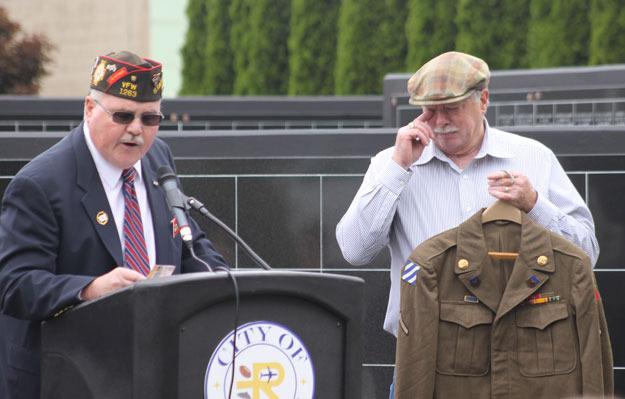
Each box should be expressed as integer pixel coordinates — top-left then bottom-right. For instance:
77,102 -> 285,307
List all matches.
413,118 -> 514,167
83,122 -> 143,189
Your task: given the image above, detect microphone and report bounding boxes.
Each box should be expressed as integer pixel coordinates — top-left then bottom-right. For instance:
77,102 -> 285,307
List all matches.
156,166 -> 193,245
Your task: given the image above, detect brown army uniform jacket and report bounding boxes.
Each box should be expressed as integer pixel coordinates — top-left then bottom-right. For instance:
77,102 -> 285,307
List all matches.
395,210 -> 613,398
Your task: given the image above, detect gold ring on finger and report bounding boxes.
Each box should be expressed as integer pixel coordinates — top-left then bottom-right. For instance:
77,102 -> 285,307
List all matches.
505,186 -> 510,193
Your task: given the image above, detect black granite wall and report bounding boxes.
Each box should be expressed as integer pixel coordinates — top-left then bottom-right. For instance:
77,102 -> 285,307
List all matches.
0,127 -> 623,397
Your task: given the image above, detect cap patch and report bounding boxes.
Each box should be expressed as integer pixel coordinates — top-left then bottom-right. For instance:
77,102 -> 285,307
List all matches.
90,51 -> 163,102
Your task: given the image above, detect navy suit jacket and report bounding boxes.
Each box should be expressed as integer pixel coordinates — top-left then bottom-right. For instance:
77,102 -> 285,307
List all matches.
0,124 -> 227,399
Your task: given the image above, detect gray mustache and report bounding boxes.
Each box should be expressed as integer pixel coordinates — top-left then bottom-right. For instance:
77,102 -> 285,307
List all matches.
433,126 -> 459,134
121,135 -> 144,146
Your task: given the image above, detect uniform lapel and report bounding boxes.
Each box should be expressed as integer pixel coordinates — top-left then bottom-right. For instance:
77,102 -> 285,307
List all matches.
454,213 -> 502,314
73,125 -> 123,266
454,211 -> 556,319
494,213 -> 555,323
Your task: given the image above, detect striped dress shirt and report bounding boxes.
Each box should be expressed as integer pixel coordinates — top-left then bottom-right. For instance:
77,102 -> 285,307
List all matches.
336,121 -> 599,336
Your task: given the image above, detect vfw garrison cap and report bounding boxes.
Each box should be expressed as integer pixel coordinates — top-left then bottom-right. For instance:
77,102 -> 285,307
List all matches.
90,51 -> 163,102
407,51 -> 490,106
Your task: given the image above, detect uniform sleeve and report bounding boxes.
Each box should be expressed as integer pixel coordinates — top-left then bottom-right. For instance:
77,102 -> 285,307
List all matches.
395,259 -> 437,398
0,176 -> 93,321
529,151 -> 599,265
571,256 -> 605,395
336,154 -> 412,265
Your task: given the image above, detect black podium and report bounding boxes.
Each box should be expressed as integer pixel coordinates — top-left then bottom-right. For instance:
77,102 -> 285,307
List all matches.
41,271 -> 364,399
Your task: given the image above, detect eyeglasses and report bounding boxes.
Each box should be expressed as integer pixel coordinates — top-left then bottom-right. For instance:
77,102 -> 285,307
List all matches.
92,98 -> 164,127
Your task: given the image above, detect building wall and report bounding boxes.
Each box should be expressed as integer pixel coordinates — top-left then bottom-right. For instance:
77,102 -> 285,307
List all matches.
0,0 -> 184,96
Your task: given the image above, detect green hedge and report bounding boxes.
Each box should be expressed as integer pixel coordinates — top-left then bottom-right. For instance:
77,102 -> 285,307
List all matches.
456,0 -> 529,69
405,0 -> 456,71
204,0 -> 233,94
180,0 -> 625,95
527,0 -> 589,67
179,0 -> 208,95
589,0 -> 625,65
288,0 -> 339,94
335,0 -> 409,94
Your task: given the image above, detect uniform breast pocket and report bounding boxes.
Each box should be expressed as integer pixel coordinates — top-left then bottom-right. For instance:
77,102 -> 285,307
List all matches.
515,302 -> 577,377
437,302 -> 493,376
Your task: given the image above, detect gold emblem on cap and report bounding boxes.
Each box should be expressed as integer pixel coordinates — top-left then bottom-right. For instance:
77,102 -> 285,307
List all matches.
96,211 -> 109,225
91,60 -> 107,86
537,255 -> 548,266
131,75 -> 137,82
152,72 -> 163,94
458,259 -> 469,269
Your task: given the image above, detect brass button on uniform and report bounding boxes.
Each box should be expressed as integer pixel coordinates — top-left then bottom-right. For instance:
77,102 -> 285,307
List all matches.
537,256 -> 548,266
458,259 -> 469,269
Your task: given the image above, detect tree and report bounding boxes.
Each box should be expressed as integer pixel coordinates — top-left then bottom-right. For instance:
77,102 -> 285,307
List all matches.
179,0 -> 208,95
335,0 -> 389,94
0,7 -> 52,94
455,0 -> 529,69
288,0 -> 339,95
527,0 -> 589,67
248,0 -> 291,94
230,0 -> 290,94
405,0 -> 456,71
229,0 -> 253,94
589,0 -> 625,64
204,0 -> 233,94
378,0 -> 409,75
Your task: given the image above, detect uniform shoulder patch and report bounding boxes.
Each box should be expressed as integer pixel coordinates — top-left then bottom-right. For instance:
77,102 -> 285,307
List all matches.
401,261 -> 421,285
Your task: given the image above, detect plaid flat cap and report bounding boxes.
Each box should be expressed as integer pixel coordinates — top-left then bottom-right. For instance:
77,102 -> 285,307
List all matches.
90,51 -> 163,102
407,51 -> 490,106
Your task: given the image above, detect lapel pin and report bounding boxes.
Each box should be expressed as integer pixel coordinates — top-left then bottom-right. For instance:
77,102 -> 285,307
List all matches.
526,274 -> 541,287
171,217 -> 180,238
152,180 -> 159,186
96,211 -> 109,225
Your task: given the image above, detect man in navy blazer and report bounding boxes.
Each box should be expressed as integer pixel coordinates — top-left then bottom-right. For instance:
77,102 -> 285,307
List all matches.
0,51 -> 227,399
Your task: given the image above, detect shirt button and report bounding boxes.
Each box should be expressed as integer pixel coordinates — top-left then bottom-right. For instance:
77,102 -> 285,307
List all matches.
462,175 -> 469,180
466,206 -> 472,212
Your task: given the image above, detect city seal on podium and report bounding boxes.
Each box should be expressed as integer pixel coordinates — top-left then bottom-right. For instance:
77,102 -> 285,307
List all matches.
204,320 -> 315,399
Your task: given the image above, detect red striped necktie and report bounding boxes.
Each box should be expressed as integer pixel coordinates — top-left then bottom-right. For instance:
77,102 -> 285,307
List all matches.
121,167 -> 150,275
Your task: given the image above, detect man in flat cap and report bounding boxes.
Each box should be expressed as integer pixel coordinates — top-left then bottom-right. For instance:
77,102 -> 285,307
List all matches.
336,51 -> 599,398
0,51 -> 227,399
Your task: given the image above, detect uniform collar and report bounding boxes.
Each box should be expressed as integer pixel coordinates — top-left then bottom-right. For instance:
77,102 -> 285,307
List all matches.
452,210 -> 556,319
454,210 -> 555,275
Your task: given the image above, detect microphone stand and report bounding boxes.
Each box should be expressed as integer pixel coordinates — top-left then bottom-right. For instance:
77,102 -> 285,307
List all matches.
185,196 -> 273,271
